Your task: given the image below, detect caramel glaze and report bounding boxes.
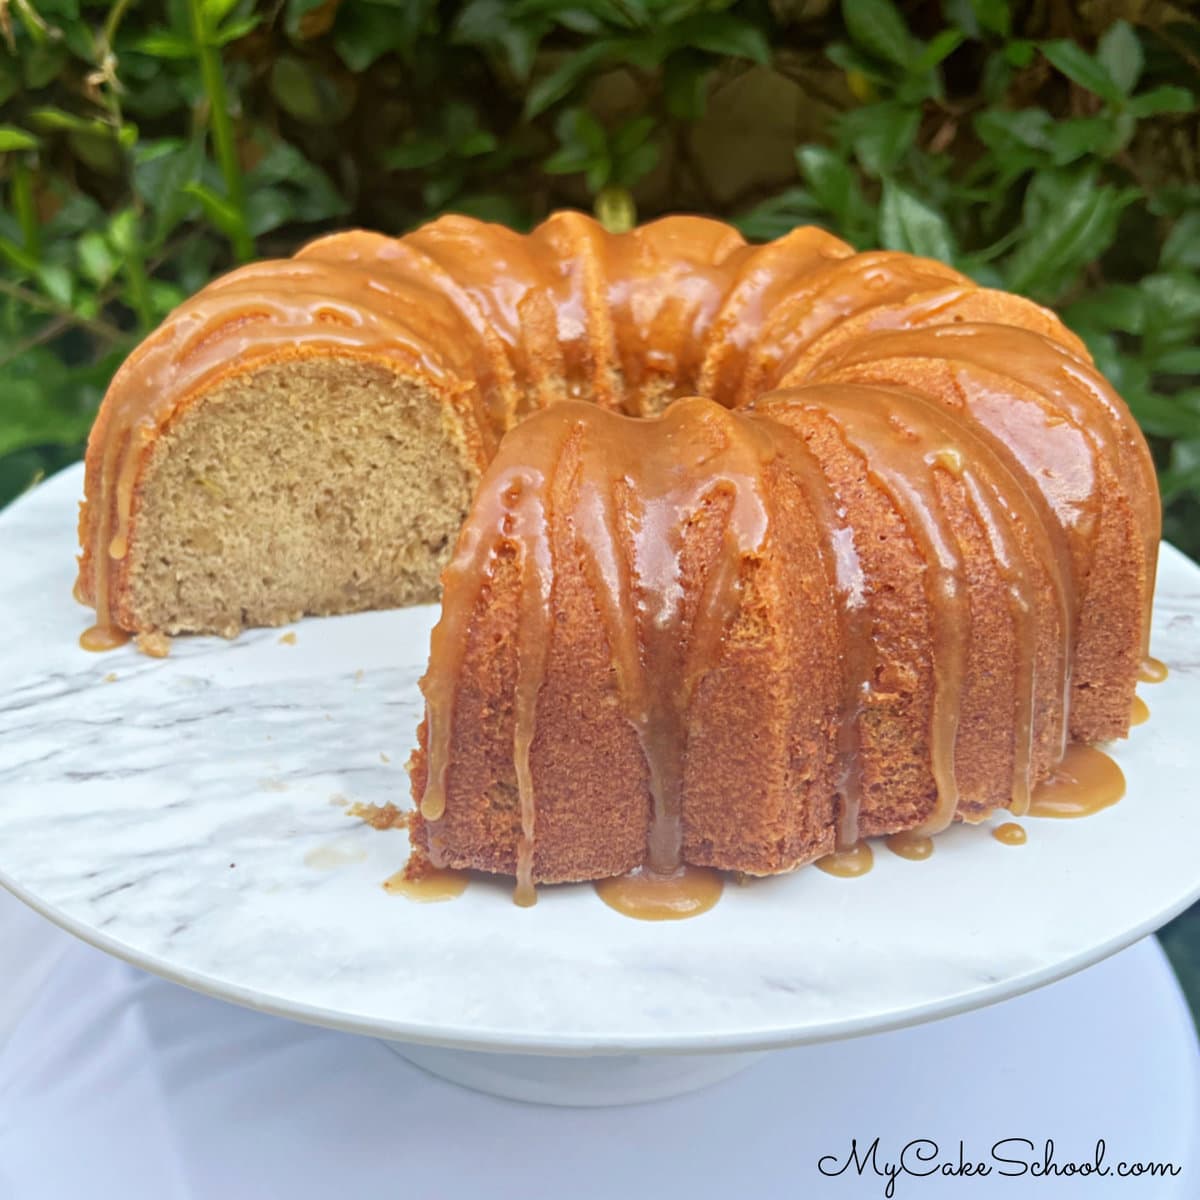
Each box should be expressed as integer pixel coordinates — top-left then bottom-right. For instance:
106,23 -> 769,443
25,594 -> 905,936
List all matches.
815,841 -> 874,878
421,399 -> 811,902
1027,744 -> 1125,819
885,831 -> 934,861
992,822 -> 1027,845
82,212 -> 1152,657
420,373 -> 1140,901
594,865 -> 723,921
384,866 -> 469,902
1130,695 -> 1150,726
759,382 -> 1069,826
1138,656 -> 1168,684
798,325 -> 1160,684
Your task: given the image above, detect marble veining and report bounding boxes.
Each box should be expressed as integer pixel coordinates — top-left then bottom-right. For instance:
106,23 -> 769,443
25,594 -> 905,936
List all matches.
2,465 -> 1200,1053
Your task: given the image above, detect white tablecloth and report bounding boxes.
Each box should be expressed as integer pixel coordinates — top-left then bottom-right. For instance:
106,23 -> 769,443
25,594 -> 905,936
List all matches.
1,888 -> 1197,1199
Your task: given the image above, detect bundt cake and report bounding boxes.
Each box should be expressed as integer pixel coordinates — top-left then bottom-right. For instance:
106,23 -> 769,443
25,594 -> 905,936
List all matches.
74,211 -> 1160,903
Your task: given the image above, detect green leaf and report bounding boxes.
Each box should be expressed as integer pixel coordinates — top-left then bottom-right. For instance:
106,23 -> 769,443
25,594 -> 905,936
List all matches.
133,138 -> 204,246
1064,284 -> 1145,334
945,0 -> 1010,37
107,209 -> 139,255
202,0 -> 242,25
612,139 -> 658,189
839,102 -> 920,176
1049,116 -> 1125,165
133,31 -> 196,58
1153,348 -> 1200,375
77,231 -> 117,286
556,106 -> 607,153
915,29 -> 964,71
1004,39 -> 1035,68
212,14 -> 261,44
1039,40 -> 1123,104
611,115 -> 654,157
1141,272 -> 1200,334
244,134 -> 348,223
842,0 -> 914,68
795,145 -> 871,241
245,186 -> 296,237
1127,391 -> 1200,440
1127,86 -> 1195,118
453,0 -> 547,81
0,127 -> 38,152
457,130 -> 498,157
36,264 -> 73,307
382,139 -> 448,170
975,107 -> 1054,157
1006,169 -> 1132,299
525,42 -> 612,117
879,178 -> 957,260
1097,21 -> 1142,96
672,13 -> 769,65
270,55 -> 325,123
21,43 -> 66,89
733,188 -> 822,242
1162,212 -> 1200,271
332,1 -> 432,71
0,234 -> 41,275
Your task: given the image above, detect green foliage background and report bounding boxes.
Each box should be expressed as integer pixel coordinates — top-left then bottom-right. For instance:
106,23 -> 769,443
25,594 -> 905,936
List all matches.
1,0 -> 1199,1017
2,0 -> 1199,553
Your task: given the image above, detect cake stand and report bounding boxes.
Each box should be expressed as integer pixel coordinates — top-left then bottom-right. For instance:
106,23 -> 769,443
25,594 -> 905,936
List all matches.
2,464 -> 1199,1106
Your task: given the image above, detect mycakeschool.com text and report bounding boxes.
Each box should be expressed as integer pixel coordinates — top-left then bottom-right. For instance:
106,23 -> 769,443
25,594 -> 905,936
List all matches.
816,1138 -> 1181,1196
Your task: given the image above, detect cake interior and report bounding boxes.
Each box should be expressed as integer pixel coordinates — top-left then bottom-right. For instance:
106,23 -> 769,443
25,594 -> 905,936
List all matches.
124,357 -> 476,637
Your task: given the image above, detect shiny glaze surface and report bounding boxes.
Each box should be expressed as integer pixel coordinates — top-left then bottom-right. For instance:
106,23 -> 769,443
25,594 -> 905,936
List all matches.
384,866 -> 469,902
992,822 -> 1028,845
1139,656 -> 1169,684
815,841 -> 875,878
885,831 -> 935,861
593,865 -> 724,921
1027,744 -> 1126,819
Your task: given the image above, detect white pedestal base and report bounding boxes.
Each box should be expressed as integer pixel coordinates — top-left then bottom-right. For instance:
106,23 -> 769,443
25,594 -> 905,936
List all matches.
387,1042 -> 766,1105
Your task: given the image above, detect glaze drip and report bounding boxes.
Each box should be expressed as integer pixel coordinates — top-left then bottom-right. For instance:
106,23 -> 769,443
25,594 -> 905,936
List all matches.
423,399 -> 798,894
815,840 -> 874,877
1027,744 -> 1125,819
1138,657 -> 1168,684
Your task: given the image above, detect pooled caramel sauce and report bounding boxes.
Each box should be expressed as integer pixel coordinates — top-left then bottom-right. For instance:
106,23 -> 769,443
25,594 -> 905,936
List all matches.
885,831 -> 934,861
1138,656 -> 1168,684
384,866 -> 468,902
1027,744 -> 1125,819
594,865 -> 723,921
815,840 -> 874,878
80,623 -> 130,652
992,822 -> 1027,845
1130,695 -> 1150,726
